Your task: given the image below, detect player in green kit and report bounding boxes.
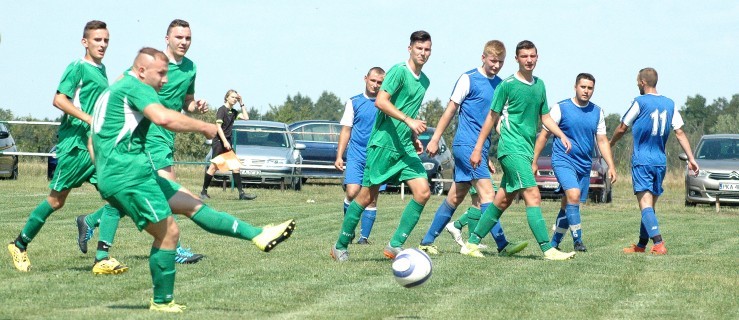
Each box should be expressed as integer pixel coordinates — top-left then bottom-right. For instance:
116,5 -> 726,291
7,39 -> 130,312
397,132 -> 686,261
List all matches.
6,20 -> 126,272
466,40 -> 577,260
330,31 -> 432,262
91,47 -> 295,312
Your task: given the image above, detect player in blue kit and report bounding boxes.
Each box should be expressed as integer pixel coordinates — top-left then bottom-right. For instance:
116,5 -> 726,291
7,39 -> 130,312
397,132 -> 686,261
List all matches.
417,40 -> 528,256
334,67 -> 386,244
533,73 -> 617,252
610,67 -> 699,255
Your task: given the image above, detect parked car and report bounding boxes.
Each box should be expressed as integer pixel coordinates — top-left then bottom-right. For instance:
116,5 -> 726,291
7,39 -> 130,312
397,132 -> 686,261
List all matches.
47,145 -> 57,180
680,134 -> 739,206
212,120 -> 305,190
0,123 -> 19,179
288,120 -> 344,181
417,128 -> 454,195
534,135 -> 612,203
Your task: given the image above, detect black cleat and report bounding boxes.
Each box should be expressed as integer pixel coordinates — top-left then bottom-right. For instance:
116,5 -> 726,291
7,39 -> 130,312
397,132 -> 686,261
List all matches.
574,242 -> 588,252
239,192 -> 257,200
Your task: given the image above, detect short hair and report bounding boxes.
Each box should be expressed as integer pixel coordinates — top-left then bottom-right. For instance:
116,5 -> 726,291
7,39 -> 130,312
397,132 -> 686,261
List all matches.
575,73 -> 596,85
83,20 -> 107,39
224,89 -> 238,102
638,67 -> 658,87
366,67 -> 385,77
515,40 -> 537,56
483,40 -> 506,57
409,30 -> 431,45
167,19 -> 190,35
138,47 -> 168,62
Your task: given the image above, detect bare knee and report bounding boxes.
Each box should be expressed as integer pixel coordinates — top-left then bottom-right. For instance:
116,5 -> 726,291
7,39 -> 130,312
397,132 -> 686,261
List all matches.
46,192 -> 69,210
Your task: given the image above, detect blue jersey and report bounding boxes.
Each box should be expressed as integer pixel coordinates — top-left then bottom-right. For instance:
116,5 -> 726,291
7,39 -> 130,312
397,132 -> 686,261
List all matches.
621,94 -> 684,167
449,68 -> 502,149
339,93 -> 377,162
550,99 -> 605,175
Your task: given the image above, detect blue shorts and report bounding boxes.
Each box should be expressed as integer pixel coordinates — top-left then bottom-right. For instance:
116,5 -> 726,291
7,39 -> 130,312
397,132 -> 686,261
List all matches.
632,165 -> 665,196
453,145 -> 490,183
344,157 -> 386,191
553,161 -> 590,203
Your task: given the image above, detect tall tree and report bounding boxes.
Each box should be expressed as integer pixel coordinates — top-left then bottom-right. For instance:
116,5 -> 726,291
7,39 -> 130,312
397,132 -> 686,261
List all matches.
263,93 -> 314,124
314,91 -> 343,121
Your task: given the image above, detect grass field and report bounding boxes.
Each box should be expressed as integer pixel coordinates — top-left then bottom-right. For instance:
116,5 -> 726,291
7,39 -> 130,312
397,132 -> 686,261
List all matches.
1,163 -> 737,319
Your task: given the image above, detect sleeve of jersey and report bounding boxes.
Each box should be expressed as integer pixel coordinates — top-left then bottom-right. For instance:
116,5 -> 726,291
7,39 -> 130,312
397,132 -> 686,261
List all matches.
621,100 -> 641,126
379,66 -> 403,96
339,99 -> 354,127
490,82 -> 508,113
187,73 -> 196,95
539,81 -> 550,115
671,107 -> 685,130
449,74 -> 470,104
56,61 -> 82,98
215,107 -> 226,124
596,108 -> 607,135
131,85 -> 163,113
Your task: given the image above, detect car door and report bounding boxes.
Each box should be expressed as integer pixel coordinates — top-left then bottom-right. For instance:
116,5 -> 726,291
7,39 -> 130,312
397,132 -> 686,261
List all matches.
292,122 -> 340,177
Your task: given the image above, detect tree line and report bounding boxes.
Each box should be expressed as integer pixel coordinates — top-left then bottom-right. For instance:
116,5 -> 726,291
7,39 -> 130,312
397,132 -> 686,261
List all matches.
2,93 -> 737,172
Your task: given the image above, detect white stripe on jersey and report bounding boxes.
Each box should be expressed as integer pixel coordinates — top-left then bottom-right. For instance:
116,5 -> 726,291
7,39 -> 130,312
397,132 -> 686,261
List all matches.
340,99 -> 354,127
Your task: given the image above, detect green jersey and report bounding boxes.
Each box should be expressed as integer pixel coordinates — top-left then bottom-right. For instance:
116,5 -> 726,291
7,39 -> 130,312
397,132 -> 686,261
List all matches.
491,74 -> 550,158
369,62 -> 430,154
147,56 -> 197,148
91,73 -> 161,198
55,59 -> 108,152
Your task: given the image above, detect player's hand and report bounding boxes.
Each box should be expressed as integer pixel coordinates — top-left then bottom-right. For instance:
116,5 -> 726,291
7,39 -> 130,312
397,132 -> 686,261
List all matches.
195,99 -> 208,114
414,138 -> 424,154
687,159 -> 700,177
334,158 -> 345,172
237,94 -> 243,105
203,124 -> 217,139
426,139 -> 439,157
532,162 -> 539,176
470,150 -> 482,169
224,140 -> 232,151
560,136 -> 572,153
487,159 -> 496,174
406,118 -> 427,135
608,167 -> 618,184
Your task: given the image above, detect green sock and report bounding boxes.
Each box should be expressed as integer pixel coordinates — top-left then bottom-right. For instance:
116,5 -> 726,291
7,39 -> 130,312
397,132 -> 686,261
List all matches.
466,207 -> 482,237
526,206 -> 552,252
190,205 -> 261,240
470,204 -> 502,245
85,205 -> 106,228
454,207 -> 471,229
149,247 -> 176,304
389,199 -> 424,248
17,200 -> 55,248
337,201 -> 364,250
95,205 -> 122,261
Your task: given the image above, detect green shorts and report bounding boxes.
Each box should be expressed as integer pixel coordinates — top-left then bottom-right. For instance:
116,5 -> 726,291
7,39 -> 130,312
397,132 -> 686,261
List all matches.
48,147 -> 96,191
146,136 -> 175,171
105,175 -> 181,231
362,145 -> 427,187
499,154 -> 536,193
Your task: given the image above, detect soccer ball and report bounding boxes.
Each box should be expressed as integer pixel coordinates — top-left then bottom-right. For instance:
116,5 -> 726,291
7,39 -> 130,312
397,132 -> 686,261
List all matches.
391,248 -> 432,288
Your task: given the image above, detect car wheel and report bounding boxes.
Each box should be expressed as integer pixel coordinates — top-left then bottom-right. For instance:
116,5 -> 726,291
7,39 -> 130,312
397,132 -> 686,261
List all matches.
431,171 -> 444,196
291,176 -> 302,191
605,189 -> 612,203
302,177 -> 308,184
10,159 -> 18,180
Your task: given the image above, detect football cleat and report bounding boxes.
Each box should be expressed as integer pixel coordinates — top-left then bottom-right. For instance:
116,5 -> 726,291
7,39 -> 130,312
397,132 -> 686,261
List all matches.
445,222 -> 465,247
150,299 -> 186,313
92,257 -> 129,275
356,237 -> 371,245
623,243 -> 646,253
76,215 -> 94,254
418,244 -> 439,255
383,243 -> 402,259
573,242 -> 588,252
239,192 -> 257,200
543,248 -> 576,261
199,191 -> 211,200
330,245 -> 349,262
175,246 -> 204,264
498,240 -> 529,257
461,242 -> 484,258
252,219 -> 296,252
650,242 -> 667,255
7,242 -> 30,272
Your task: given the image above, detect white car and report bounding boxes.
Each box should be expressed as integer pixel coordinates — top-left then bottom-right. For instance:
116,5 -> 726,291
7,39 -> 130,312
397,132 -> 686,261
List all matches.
680,134 -> 739,206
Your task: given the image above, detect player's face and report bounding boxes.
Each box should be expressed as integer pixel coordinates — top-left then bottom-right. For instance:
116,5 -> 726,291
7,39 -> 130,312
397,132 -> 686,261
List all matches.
636,77 -> 645,95
142,58 -> 169,92
166,26 -> 192,59
408,40 -> 432,67
481,53 -> 505,76
226,93 -> 239,106
82,29 -> 109,64
364,71 -> 384,97
574,79 -> 595,104
515,48 -> 538,72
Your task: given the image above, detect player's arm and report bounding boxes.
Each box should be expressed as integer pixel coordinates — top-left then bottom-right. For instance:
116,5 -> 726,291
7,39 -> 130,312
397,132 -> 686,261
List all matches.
674,128 -> 699,175
541,114 -> 571,153
609,123 -> 629,147
532,129 -> 551,175
471,110 -> 500,168
52,93 -> 93,125
184,94 -> 208,114
238,105 -> 249,120
335,126 -> 351,171
427,100 -> 459,156
596,134 -> 617,184
144,103 -> 216,139
375,90 -> 426,135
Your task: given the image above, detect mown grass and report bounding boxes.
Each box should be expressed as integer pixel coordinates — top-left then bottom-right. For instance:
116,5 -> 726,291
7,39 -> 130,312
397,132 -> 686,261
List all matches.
0,162 -> 737,319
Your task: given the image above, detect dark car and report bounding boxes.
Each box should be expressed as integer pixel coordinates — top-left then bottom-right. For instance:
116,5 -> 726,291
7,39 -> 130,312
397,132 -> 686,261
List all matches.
288,120 -> 344,181
417,128 -> 454,195
535,135 -> 612,203
0,123 -> 19,179
680,134 -> 739,206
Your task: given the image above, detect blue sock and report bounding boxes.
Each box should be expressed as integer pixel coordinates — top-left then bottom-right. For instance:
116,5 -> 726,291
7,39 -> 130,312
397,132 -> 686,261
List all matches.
640,207 -> 660,239
343,198 -> 350,216
421,199 -> 456,245
565,204 -> 583,244
550,208 -> 568,247
359,208 -> 377,239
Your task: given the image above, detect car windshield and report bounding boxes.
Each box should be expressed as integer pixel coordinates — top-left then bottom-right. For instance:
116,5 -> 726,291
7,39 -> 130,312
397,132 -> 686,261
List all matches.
233,126 -> 288,148
696,138 -> 739,160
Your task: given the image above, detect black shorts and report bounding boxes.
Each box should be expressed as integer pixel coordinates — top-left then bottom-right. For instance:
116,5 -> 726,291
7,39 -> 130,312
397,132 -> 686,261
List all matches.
211,139 -> 230,157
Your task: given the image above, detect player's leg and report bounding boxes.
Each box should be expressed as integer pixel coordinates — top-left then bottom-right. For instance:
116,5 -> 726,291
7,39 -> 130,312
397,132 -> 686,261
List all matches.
200,163 -> 218,199
332,185 -> 381,261
476,178 -> 528,256
358,196 -> 378,244
345,159 -> 376,244
550,197 -> 568,249
625,165 -> 666,254
385,176 -> 429,258
419,182 -> 469,254
143,217 -> 183,312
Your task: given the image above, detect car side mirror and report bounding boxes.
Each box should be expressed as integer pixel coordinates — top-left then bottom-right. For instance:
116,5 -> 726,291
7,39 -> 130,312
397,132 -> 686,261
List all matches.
678,153 -> 688,161
295,143 -> 306,150
0,131 -> 9,139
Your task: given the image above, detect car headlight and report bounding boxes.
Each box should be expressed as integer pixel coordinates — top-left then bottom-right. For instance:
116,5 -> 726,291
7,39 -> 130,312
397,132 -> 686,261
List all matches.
590,170 -> 599,178
422,162 -> 435,170
695,170 -> 709,177
266,159 -> 286,165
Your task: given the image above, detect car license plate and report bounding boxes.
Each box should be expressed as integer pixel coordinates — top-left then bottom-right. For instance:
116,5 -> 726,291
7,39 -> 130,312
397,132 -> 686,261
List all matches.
241,169 -> 261,176
719,183 -> 739,191
543,182 -> 559,189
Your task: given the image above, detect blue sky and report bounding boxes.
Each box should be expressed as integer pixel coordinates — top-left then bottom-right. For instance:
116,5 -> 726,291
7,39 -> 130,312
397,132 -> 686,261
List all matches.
1,1 -> 737,120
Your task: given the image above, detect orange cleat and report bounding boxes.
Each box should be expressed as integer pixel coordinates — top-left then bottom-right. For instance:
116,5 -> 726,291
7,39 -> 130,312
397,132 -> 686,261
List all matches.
623,244 -> 646,253
650,242 -> 667,255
